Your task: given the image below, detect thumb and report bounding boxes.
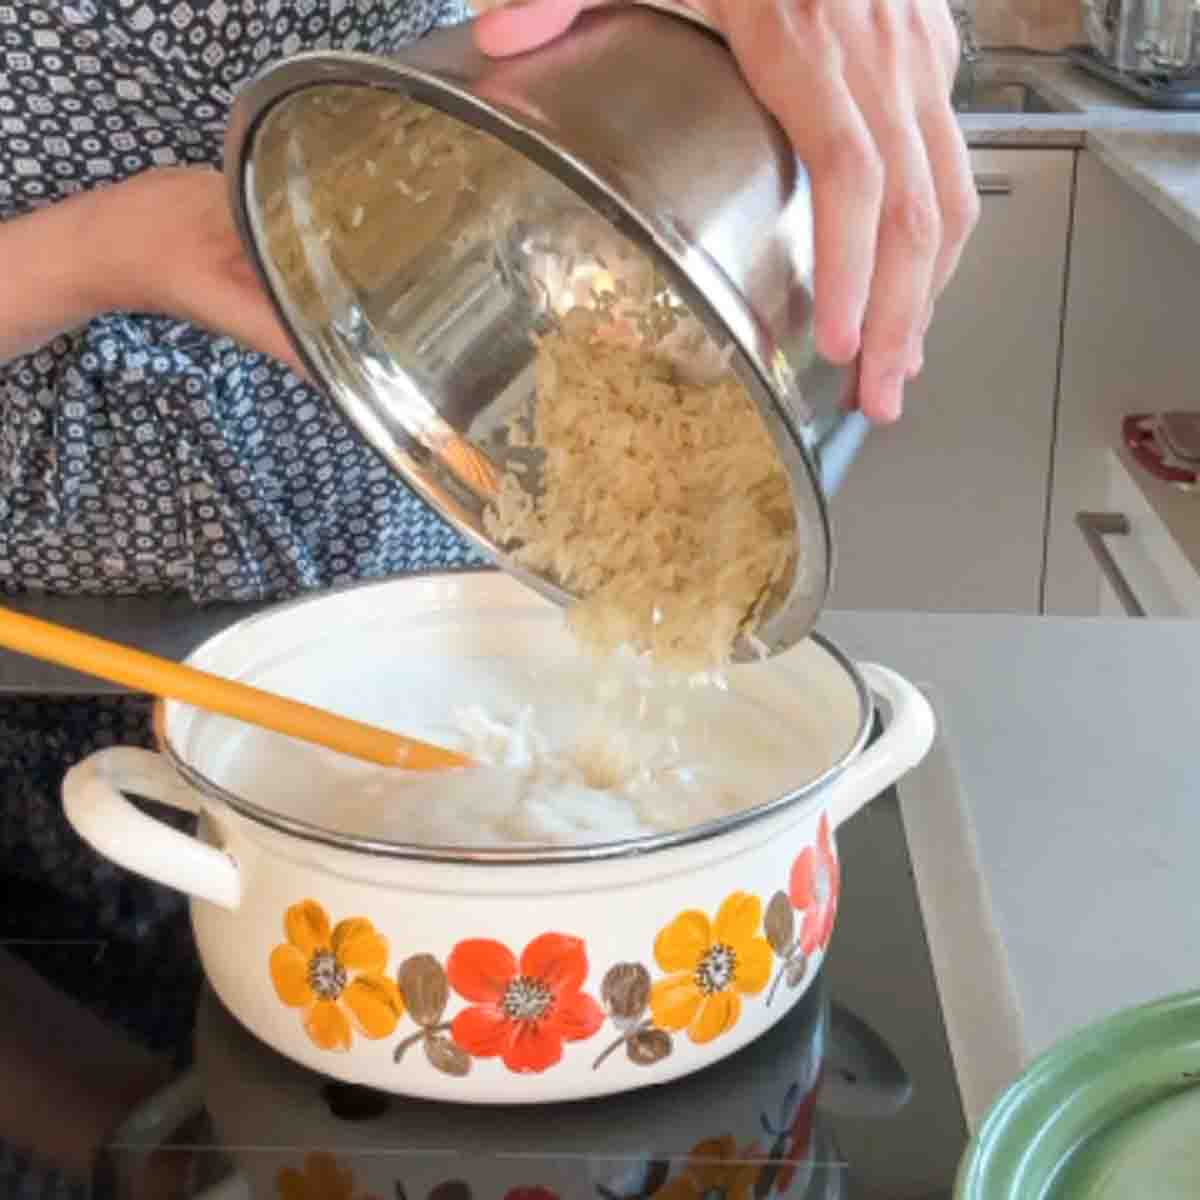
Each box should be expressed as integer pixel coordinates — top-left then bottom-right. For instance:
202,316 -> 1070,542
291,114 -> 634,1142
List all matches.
472,0 -> 606,57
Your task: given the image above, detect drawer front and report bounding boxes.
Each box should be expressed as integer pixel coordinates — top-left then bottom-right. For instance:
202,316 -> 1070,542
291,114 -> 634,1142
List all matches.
1082,453 -> 1200,618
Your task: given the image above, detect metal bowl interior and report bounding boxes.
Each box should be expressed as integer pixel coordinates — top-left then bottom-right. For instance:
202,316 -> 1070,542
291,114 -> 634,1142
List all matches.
226,11 -> 838,658
158,572 -> 872,866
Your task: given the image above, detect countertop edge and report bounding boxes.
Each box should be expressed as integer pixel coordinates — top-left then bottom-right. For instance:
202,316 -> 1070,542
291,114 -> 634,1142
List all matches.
898,690 -> 1026,1132
1087,128 -> 1200,247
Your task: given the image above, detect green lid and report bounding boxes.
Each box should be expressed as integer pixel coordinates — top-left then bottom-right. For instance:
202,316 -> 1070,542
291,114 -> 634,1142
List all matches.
957,989 -> 1200,1199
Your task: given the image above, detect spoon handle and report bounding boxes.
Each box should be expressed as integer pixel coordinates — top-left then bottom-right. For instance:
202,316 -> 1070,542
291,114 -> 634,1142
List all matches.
0,606 -> 470,771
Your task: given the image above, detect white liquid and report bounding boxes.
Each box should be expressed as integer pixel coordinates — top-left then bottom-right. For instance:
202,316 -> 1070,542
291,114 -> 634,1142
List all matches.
206,650 -> 830,848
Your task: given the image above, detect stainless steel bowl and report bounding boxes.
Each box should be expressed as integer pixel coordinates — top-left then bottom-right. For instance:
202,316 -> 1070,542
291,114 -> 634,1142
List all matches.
224,6 -> 868,657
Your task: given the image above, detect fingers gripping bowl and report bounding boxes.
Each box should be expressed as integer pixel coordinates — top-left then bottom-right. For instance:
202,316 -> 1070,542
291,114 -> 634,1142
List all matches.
62,572 -> 935,1103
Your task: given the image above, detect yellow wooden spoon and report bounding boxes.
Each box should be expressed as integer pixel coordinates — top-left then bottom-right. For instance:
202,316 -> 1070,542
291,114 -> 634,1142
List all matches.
0,606 -> 472,771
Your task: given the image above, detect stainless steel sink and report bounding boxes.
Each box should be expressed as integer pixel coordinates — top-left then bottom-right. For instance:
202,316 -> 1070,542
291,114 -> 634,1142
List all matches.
952,69 -> 1065,114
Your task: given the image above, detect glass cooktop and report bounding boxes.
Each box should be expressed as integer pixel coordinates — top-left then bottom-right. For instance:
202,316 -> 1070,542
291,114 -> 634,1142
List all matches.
3,788 -> 966,1200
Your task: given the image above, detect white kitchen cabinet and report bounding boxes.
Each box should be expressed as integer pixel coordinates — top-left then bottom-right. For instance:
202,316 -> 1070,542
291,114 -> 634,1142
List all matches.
827,149 -> 1074,614
1045,152 -> 1200,616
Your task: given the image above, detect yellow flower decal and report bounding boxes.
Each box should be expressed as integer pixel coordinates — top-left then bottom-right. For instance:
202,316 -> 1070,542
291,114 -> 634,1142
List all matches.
269,900 -> 403,1052
649,892 -> 773,1045
276,1151 -> 382,1200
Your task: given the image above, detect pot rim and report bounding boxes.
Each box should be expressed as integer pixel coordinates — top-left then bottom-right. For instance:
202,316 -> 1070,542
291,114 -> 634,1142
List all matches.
156,569 -> 873,866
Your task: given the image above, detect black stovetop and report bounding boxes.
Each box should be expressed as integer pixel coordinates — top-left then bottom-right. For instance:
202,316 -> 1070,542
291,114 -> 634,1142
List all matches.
6,790 -> 965,1200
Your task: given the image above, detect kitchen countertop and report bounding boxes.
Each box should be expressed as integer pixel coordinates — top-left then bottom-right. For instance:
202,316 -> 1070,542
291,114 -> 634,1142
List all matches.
819,609 -> 1200,1122
961,53 -> 1200,245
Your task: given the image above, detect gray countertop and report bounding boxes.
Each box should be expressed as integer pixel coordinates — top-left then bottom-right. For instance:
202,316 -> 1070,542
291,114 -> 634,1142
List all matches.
818,609 -> 1200,1112
962,53 -> 1200,244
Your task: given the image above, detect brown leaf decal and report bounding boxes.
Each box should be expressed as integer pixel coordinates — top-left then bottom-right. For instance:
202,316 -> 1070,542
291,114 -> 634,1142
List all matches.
626,1028 -> 672,1066
397,954 -> 449,1027
602,962 -> 651,1026
785,954 -> 809,988
765,891 -> 795,956
425,1033 -> 471,1077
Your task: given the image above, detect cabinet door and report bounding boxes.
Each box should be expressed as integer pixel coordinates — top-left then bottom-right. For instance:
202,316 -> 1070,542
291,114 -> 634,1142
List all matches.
826,149 -> 1073,613
1046,152 -> 1200,615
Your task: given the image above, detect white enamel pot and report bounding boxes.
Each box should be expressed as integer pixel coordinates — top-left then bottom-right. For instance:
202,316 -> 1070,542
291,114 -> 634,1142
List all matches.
62,571 -> 934,1104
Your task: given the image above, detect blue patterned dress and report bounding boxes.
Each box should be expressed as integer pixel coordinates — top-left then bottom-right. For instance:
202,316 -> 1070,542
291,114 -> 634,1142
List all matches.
1,2 -> 475,1191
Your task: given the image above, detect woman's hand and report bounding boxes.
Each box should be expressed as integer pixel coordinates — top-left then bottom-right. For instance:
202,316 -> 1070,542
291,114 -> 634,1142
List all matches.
94,167 -> 304,372
0,167 -> 302,372
472,0 -> 979,424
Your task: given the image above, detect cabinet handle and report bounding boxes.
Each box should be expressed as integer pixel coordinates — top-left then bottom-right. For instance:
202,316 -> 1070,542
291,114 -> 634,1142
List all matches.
1075,512 -> 1146,617
974,173 -> 1013,196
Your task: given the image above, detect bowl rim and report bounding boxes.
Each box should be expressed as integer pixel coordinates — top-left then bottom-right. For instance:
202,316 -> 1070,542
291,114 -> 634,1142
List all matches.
954,987 -> 1200,1200
156,568 -> 873,866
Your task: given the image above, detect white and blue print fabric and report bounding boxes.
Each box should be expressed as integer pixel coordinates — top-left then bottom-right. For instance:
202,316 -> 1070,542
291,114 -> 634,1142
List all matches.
0,0 -> 479,601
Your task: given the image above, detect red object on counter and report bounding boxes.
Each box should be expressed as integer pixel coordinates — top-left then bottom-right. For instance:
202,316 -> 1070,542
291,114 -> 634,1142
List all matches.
1122,413 -> 1200,488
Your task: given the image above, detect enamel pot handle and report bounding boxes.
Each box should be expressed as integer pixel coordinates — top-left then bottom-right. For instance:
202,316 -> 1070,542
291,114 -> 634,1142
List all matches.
826,663 -> 936,831
62,747 -> 242,910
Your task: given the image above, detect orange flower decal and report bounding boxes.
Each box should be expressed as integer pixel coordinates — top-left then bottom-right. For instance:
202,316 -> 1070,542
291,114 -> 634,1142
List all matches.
649,893 -> 773,1045
652,1137 -> 760,1200
276,1151 -> 381,1200
788,814 -> 841,956
269,900 -> 403,1052
446,933 -> 605,1073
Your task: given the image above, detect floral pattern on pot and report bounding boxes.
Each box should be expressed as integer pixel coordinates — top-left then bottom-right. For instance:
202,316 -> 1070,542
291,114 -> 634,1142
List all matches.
651,1136 -> 762,1200
788,814 -> 840,957
265,822 -> 837,1076
762,892 -> 808,1008
393,954 -> 472,1078
269,902 -> 404,1052
649,893 -> 774,1046
592,962 -> 674,1070
764,815 -> 841,1007
276,1151 -> 383,1200
446,933 -> 606,1074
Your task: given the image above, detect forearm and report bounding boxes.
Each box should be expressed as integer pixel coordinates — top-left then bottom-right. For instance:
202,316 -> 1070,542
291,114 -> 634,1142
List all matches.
0,189 -> 115,364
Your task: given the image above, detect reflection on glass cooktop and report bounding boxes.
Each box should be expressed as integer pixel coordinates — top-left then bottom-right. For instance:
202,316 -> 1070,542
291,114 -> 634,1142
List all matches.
5,790 -> 966,1200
